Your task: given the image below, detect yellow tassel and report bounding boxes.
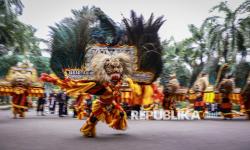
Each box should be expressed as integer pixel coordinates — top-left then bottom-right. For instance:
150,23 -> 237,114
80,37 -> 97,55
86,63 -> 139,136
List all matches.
80,120 -> 96,137
127,78 -> 142,95
91,100 -> 106,122
142,85 -> 154,105
109,113 -> 127,130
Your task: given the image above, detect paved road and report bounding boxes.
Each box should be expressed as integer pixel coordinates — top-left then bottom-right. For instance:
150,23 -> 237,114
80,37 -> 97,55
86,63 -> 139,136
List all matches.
0,110 -> 250,150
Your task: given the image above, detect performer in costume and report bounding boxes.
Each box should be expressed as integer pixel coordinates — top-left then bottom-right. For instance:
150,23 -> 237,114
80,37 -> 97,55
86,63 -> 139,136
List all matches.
151,83 -> 164,107
0,60 -> 44,118
217,75 -> 235,119
193,89 -> 205,119
45,9 -> 165,136
74,93 -> 92,119
41,53 -> 132,137
241,73 -> 250,119
11,88 -> 30,118
163,74 -> 180,116
193,73 -> 209,119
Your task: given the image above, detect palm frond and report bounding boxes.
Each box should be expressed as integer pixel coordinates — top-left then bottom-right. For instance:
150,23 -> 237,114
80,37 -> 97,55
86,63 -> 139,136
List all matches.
235,61 -> 250,88
235,0 -> 250,14
236,29 -> 247,57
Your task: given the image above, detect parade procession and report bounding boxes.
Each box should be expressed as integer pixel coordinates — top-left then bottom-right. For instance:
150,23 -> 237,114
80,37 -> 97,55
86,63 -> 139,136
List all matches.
0,0 -> 250,150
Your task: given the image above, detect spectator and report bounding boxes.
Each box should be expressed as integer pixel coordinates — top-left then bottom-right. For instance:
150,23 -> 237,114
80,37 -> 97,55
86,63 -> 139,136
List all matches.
57,91 -> 69,117
49,91 -> 57,114
37,94 -> 46,116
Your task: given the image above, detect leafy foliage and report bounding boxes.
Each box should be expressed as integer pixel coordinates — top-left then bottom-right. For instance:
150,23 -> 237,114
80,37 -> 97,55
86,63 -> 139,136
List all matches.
0,0 -> 41,55
234,61 -> 250,88
29,55 -> 51,75
161,0 -> 250,88
207,0 -> 250,63
160,39 -> 191,87
0,0 -> 48,78
0,54 -> 19,77
0,54 -> 51,78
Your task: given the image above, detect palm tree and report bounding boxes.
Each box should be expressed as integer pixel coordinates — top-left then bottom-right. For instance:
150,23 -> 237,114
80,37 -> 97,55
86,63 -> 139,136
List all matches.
161,38 -> 191,87
0,0 -> 41,55
205,1 -> 250,87
238,16 -> 250,60
0,0 -> 23,45
0,0 -> 50,77
0,0 -> 23,16
207,0 -> 250,63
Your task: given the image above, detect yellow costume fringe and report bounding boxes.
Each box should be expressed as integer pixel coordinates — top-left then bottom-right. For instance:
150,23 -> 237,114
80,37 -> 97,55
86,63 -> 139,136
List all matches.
142,85 -> 154,105
80,99 -> 127,137
203,92 -> 215,103
80,119 -> 96,137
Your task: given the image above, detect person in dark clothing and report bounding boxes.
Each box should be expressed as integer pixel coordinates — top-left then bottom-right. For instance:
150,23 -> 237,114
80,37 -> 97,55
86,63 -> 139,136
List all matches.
37,94 -> 46,116
49,91 -> 57,114
57,91 -> 69,117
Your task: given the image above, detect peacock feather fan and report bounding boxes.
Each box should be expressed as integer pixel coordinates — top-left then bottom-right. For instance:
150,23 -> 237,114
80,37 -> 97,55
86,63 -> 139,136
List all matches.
123,10 -> 165,82
49,7 -> 94,79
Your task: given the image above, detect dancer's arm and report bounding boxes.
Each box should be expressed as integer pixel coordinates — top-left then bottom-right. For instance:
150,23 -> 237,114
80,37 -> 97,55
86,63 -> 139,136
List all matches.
40,73 -> 96,95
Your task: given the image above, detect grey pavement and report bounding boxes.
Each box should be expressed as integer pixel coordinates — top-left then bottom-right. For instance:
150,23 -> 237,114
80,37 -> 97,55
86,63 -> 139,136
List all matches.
0,109 -> 250,150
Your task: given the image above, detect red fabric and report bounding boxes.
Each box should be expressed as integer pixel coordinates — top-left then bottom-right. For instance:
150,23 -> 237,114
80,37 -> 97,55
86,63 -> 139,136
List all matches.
12,93 -> 28,107
114,102 -> 124,112
92,107 -> 104,116
76,95 -> 84,106
40,73 -> 57,84
152,84 -> 164,102
221,103 -> 232,109
194,101 -> 205,107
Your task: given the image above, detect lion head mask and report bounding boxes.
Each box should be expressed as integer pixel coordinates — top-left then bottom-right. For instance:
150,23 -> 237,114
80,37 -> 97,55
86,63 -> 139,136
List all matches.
91,53 -> 132,83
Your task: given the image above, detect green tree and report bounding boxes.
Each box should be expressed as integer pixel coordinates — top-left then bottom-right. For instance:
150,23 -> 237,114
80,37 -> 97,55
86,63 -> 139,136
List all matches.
0,0 -> 50,77
161,38 -> 192,87
161,1 -> 250,88
0,0 -> 23,47
207,0 -> 249,63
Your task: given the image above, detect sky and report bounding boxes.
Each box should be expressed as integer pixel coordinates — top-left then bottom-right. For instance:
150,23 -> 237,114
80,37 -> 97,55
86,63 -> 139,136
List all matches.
19,0 -> 246,48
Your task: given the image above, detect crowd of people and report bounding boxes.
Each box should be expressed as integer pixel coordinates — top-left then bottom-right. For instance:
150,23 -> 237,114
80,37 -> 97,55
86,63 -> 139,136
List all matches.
36,91 -> 70,117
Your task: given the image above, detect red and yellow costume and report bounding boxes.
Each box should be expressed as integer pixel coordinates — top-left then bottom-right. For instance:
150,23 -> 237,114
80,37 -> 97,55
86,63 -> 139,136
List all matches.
241,75 -> 250,119
217,78 -> 235,119
41,73 -> 128,137
163,75 -> 181,115
0,60 -> 44,118
11,88 -> 29,118
194,91 -> 206,119
192,73 -> 209,119
74,93 -> 92,119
